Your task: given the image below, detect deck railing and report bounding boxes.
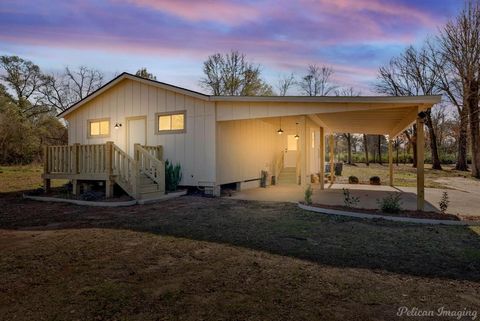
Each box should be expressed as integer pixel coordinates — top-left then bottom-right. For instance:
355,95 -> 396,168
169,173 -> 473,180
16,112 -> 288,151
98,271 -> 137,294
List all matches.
43,142 -> 164,198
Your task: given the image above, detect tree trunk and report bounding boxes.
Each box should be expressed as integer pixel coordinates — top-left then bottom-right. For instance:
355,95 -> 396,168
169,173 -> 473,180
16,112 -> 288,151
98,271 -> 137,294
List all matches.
346,133 -> 352,164
424,110 -> 442,170
377,135 -> 383,165
467,82 -> 480,178
396,138 -> 399,166
456,106 -> 469,171
363,134 -> 369,166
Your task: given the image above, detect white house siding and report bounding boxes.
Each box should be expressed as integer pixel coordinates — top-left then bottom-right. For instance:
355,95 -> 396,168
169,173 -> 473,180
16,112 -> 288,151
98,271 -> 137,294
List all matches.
65,79 -> 216,186
216,118 -> 282,185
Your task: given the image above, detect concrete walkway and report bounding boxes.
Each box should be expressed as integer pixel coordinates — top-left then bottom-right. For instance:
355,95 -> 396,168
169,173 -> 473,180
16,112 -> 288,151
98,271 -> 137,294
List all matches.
229,183 -> 480,217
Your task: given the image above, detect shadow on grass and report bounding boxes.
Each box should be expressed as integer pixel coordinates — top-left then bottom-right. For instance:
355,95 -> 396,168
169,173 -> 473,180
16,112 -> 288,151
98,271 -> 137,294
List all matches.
1,191 -> 479,282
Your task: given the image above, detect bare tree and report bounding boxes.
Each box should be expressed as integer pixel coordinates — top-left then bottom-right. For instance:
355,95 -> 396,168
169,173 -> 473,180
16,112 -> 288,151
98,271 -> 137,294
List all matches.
336,87 -> 361,164
200,51 -> 272,96
276,73 -> 295,96
376,45 -> 443,169
439,0 -> 480,177
39,66 -> 104,112
298,64 -> 336,96
363,134 -> 369,166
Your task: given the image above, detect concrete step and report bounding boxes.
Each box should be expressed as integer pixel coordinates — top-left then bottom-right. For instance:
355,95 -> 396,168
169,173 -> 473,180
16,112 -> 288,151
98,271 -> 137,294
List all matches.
140,190 -> 166,200
281,167 -> 296,172
140,184 -> 160,193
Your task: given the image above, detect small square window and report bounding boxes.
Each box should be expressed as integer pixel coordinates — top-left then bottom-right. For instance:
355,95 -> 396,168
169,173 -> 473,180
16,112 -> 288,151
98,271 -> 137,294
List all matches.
88,119 -> 110,138
156,111 -> 186,134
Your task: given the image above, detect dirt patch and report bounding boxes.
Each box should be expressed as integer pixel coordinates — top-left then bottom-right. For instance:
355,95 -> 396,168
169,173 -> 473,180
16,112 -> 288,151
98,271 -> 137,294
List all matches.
0,228 -> 479,321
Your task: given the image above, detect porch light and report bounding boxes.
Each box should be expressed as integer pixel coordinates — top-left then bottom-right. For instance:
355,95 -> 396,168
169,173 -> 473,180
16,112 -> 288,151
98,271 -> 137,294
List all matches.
114,122 -> 122,129
277,117 -> 284,135
294,122 -> 299,140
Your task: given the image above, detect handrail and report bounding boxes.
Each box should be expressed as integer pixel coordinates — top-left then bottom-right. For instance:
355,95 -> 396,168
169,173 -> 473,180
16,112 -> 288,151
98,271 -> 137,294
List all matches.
273,151 -> 284,183
135,144 -> 165,192
112,144 -> 137,196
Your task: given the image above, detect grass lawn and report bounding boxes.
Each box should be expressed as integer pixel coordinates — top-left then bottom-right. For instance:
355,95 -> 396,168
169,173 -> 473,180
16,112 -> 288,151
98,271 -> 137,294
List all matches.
0,165 -> 479,320
338,163 -> 473,188
0,164 -> 67,194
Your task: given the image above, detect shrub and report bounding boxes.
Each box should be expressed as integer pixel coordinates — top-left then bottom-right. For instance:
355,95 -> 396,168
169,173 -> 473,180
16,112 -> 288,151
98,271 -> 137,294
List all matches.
348,176 -> 359,184
342,188 -> 360,208
369,176 -> 381,185
304,185 -> 313,205
165,160 -> 182,192
377,193 -> 402,213
439,191 -> 450,214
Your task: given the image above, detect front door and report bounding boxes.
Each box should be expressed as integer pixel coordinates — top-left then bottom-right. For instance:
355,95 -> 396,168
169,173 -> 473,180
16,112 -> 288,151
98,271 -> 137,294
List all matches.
284,134 -> 297,167
127,116 -> 146,157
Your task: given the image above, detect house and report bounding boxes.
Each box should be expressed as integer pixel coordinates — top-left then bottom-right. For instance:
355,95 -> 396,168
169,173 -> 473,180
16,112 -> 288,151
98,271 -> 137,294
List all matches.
44,72 -> 441,208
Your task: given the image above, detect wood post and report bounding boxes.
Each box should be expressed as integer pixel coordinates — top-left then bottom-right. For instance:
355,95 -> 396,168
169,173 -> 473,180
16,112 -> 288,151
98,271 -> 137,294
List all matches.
133,143 -> 141,199
72,143 -> 80,174
300,116 -> 307,187
416,116 -> 425,210
72,179 -> 78,195
329,134 -> 335,183
319,127 -> 325,190
388,138 -> 393,186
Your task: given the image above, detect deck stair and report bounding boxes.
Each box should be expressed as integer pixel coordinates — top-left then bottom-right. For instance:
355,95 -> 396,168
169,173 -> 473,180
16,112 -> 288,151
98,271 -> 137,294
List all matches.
42,142 -> 166,200
277,167 -> 297,185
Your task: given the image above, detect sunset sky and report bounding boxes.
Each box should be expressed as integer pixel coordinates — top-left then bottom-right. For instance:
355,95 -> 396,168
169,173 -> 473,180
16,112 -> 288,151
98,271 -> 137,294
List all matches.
0,0 -> 462,94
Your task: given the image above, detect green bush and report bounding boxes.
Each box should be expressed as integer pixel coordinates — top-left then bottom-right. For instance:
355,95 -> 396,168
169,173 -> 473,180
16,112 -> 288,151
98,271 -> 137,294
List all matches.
165,160 -> 182,192
439,191 -> 449,214
348,176 -> 359,184
377,193 -> 402,214
304,185 -> 313,205
369,176 -> 381,185
342,188 -> 360,208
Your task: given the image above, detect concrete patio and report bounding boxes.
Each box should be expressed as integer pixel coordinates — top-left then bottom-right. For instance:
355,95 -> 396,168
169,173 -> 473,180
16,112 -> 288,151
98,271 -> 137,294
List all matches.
228,183 -> 480,217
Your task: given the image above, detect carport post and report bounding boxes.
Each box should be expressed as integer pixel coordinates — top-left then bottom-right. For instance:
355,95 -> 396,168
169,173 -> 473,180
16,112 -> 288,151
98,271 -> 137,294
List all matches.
319,127 -> 325,190
416,115 -> 425,210
388,137 -> 393,186
300,116 -> 307,187
329,134 -> 335,183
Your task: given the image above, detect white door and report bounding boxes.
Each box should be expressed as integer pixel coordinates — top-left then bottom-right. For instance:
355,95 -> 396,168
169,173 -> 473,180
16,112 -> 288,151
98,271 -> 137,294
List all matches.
284,135 -> 297,167
127,117 -> 146,157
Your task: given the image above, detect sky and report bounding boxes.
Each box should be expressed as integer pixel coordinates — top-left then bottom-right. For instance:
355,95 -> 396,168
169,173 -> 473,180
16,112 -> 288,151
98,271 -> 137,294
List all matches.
0,0 -> 462,94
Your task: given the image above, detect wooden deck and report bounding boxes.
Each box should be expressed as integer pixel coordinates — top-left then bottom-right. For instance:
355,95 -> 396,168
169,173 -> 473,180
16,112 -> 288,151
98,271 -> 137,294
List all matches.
43,142 -> 165,200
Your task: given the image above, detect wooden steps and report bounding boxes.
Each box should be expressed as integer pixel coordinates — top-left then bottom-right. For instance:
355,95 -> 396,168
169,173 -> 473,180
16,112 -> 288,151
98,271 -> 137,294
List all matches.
277,167 -> 297,185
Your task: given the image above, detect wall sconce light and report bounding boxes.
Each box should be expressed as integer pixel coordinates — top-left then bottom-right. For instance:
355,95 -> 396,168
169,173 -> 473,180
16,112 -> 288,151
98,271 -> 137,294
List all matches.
114,122 -> 122,129
277,117 -> 284,135
294,122 -> 299,140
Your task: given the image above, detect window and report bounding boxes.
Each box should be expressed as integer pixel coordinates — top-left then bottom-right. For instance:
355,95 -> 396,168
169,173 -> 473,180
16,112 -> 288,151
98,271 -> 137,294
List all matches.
88,118 -> 110,138
156,111 -> 186,134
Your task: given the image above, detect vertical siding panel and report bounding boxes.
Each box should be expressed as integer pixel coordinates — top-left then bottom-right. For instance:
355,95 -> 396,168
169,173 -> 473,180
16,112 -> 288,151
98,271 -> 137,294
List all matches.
132,81 -> 140,116
124,80 -> 133,117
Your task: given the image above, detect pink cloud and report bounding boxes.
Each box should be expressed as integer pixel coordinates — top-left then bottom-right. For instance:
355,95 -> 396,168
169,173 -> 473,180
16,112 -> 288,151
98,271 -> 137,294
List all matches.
117,0 -> 261,25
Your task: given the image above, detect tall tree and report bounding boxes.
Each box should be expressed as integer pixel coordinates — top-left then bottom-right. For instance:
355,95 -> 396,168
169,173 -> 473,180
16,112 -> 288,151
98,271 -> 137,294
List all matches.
336,87 -> 361,164
363,134 -> 369,166
298,64 -> 336,96
135,68 -> 157,80
439,1 -> 480,177
376,45 -> 443,169
0,55 -> 47,118
276,73 -> 295,96
200,51 -> 272,96
39,66 -> 104,112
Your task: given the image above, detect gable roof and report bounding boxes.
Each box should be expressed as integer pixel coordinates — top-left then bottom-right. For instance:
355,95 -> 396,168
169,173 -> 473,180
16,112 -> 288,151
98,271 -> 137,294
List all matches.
58,72 -> 442,118
58,72 -> 209,118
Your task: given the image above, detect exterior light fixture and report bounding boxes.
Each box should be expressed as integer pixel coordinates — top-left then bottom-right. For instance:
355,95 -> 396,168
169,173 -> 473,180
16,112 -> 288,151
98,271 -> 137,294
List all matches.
294,122 -> 299,140
114,122 -> 122,129
277,117 -> 284,135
